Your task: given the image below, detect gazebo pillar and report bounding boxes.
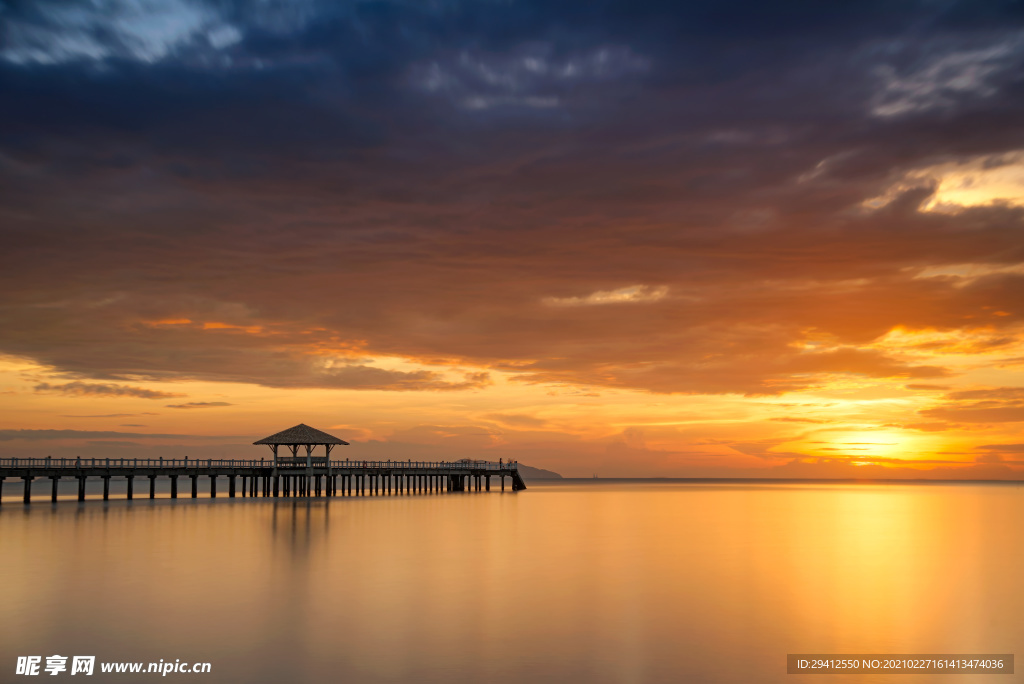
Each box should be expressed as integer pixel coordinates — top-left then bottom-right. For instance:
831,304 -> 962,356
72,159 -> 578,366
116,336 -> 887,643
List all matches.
305,444 -> 313,498
271,444 -> 279,497
326,443 -> 335,496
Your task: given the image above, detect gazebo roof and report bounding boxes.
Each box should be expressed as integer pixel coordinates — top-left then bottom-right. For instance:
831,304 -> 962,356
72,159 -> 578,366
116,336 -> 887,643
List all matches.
253,423 -> 350,446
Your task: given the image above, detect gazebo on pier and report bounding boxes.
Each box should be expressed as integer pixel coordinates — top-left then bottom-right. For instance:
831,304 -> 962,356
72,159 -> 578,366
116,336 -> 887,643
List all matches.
254,423 -> 349,497
253,423 -> 349,469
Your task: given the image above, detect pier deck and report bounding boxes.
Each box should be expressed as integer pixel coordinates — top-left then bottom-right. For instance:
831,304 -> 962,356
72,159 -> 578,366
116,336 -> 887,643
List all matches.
0,457 -> 526,504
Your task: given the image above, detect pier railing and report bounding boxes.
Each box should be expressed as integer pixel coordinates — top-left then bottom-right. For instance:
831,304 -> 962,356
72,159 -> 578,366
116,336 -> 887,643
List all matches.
0,457 -> 517,471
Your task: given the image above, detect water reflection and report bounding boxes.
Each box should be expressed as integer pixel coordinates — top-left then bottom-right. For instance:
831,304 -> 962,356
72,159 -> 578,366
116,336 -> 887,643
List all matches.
270,499 -> 331,555
0,482 -> 1020,683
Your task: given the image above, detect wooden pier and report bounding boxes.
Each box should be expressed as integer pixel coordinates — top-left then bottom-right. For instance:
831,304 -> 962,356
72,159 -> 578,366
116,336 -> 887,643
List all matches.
0,456 -> 526,504
0,424 -> 526,504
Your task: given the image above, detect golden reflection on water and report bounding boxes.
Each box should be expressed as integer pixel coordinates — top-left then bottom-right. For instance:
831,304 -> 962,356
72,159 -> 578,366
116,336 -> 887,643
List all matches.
0,482 -> 1021,683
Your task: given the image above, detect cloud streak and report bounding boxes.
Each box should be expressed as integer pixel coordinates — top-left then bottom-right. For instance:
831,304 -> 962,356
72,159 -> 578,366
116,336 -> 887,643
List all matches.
34,382 -> 185,399
0,429 -> 235,441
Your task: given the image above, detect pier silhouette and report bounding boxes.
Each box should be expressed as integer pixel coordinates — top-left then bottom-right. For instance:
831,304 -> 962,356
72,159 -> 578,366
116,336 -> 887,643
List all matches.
0,424 -> 526,504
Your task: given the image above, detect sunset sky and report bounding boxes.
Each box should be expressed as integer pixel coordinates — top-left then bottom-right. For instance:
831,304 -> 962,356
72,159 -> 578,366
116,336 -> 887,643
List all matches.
1,0 -> 1023,477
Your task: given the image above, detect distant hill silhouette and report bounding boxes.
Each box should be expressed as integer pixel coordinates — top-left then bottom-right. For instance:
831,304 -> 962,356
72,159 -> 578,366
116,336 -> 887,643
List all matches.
517,464 -> 562,480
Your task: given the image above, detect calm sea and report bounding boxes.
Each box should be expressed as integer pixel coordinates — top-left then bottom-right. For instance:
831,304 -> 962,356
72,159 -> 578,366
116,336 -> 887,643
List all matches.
1,480 -> 1021,683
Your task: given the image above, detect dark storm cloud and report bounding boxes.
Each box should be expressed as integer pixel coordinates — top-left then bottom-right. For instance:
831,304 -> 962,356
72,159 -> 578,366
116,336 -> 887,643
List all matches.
2,0 -> 1024,395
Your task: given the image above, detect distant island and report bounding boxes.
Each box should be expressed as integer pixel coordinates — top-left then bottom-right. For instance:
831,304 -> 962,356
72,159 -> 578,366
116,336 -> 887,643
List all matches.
517,464 -> 563,480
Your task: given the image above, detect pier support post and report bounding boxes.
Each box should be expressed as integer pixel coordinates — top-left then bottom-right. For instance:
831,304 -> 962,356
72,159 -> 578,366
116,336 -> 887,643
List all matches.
229,475 -> 236,498
127,476 -> 134,500
51,476 -> 59,502
486,475 -> 490,491
502,475 -> 505,491
0,476 -> 4,504
149,475 -> 156,499
171,476 -> 178,499
273,475 -> 279,497
78,476 -> 86,501
191,475 -> 198,498
102,476 -> 110,501
23,476 -> 32,504
210,476 -> 217,498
